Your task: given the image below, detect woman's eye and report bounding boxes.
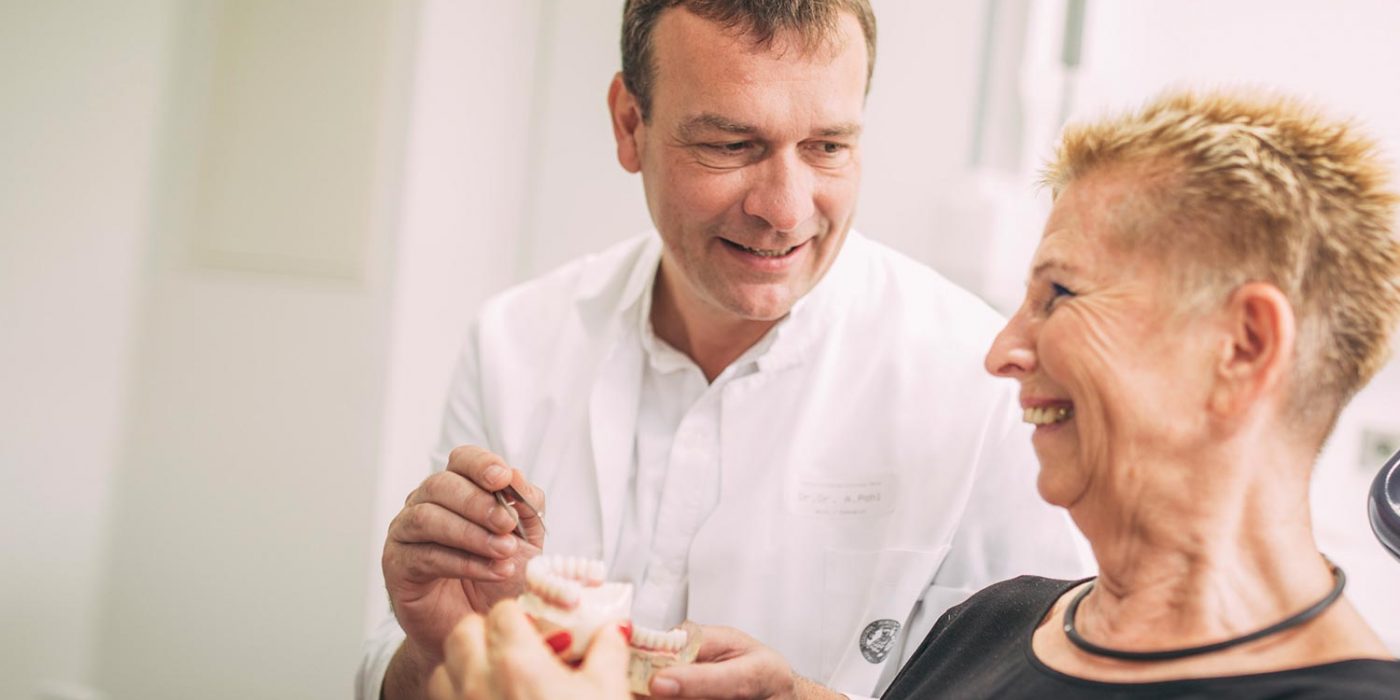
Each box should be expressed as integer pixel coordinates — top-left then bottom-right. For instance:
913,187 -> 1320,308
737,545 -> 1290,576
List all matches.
1044,283 -> 1075,311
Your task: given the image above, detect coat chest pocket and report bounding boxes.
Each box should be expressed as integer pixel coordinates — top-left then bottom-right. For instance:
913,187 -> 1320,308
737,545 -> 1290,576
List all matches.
820,546 -> 950,695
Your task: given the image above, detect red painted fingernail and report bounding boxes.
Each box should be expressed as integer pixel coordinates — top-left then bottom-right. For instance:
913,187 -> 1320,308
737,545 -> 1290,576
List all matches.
545,630 -> 572,654
618,622 -> 633,644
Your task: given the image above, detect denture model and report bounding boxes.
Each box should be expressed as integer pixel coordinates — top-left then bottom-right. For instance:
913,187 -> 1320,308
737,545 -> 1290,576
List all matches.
520,555 -> 701,695
626,619 -> 702,695
520,555 -> 631,662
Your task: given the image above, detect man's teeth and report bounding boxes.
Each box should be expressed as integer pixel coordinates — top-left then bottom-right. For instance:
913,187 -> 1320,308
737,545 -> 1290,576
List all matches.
1023,406 -> 1074,426
736,242 -> 795,257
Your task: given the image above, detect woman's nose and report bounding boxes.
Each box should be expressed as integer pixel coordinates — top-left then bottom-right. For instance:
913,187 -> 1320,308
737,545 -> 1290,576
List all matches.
984,311 -> 1036,378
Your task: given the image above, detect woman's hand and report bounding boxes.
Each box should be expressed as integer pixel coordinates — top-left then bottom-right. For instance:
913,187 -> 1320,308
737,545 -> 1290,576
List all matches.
427,599 -> 631,700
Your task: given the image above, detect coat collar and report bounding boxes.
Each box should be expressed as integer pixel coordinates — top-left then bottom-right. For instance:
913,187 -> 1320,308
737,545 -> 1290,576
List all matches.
582,230 -> 869,560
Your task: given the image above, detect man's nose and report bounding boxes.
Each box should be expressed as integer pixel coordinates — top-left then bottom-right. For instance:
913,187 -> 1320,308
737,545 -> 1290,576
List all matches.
984,311 -> 1037,379
743,151 -> 816,232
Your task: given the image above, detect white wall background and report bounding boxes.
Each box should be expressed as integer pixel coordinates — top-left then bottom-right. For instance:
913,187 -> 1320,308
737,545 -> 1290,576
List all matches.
93,2 -> 418,698
1,3 -> 171,698
364,0 -> 545,640
3,2 -> 1398,698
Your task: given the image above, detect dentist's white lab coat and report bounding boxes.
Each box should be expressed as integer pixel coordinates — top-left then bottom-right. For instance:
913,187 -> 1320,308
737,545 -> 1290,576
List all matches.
358,232 -> 1089,700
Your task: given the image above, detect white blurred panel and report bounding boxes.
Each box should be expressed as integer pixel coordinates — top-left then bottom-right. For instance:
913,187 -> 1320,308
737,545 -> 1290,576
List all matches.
518,0 -> 652,278
189,1 -> 394,279
0,1 -> 173,697
1074,0 -> 1400,155
92,1 -> 418,698
365,0 -> 544,636
859,0 -> 1000,281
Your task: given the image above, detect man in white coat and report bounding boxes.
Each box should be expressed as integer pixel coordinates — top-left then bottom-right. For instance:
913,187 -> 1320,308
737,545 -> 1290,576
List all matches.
361,2 -> 1089,699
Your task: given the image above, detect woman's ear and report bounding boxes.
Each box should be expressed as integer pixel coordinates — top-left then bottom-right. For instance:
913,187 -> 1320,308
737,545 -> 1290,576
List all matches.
1209,282 -> 1296,418
608,73 -> 644,173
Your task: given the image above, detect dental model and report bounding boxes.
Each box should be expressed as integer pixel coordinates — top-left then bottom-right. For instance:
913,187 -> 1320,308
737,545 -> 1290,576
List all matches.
520,555 -> 631,662
520,555 -> 701,695
627,620 -> 702,695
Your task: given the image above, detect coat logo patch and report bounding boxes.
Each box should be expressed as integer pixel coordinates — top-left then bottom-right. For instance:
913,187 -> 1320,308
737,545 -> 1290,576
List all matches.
859,618 -> 900,663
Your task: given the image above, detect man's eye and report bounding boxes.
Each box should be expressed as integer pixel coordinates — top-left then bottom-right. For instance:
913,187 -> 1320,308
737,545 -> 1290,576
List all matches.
809,141 -> 848,156
706,142 -> 751,153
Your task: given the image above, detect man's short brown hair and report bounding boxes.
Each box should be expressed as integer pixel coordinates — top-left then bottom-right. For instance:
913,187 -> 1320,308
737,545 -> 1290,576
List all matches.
1044,90 -> 1400,435
621,0 -> 877,120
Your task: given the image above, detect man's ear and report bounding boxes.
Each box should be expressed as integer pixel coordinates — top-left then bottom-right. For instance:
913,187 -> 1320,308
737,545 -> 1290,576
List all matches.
1210,282 -> 1296,418
608,73 -> 643,173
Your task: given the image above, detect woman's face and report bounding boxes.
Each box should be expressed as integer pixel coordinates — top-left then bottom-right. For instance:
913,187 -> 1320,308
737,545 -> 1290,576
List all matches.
984,175 -> 1218,508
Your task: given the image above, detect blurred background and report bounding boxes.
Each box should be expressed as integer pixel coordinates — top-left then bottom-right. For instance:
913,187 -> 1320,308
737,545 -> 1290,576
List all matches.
3,1 -> 1398,698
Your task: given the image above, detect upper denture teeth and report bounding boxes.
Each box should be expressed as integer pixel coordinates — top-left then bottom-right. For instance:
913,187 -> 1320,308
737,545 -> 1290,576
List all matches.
526,555 -> 607,609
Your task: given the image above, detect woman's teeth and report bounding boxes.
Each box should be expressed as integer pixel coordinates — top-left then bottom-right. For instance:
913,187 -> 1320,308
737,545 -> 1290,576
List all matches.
1023,406 -> 1074,426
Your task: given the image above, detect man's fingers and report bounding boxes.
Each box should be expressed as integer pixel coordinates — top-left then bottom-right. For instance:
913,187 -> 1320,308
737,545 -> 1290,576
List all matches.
506,473 -> 548,546
651,627 -> 782,700
506,470 -> 546,516
385,542 -> 516,584
408,471 -> 521,536
447,445 -> 516,492
390,501 -> 520,560
691,625 -> 747,663
650,658 -> 760,699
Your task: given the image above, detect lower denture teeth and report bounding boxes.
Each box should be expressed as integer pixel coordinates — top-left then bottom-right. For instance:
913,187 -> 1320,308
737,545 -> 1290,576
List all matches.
631,625 -> 688,653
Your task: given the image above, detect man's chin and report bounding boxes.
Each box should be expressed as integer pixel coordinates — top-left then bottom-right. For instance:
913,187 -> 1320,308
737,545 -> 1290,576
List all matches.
721,291 -> 799,322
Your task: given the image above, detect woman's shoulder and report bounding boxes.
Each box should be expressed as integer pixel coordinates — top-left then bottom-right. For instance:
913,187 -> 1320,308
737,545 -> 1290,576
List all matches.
953,576 -> 1083,618
1148,658 -> 1400,698
911,576 -> 1081,661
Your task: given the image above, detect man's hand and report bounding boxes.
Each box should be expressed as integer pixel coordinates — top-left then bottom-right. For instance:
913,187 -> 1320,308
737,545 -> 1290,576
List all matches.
426,599 -> 630,700
649,626 -> 846,700
382,446 -> 547,689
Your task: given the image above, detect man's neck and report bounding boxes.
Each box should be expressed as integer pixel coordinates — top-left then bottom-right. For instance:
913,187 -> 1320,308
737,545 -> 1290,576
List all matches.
650,264 -> 780,383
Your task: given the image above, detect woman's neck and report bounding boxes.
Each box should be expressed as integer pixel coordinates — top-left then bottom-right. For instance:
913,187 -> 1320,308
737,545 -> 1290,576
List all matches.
1070,445 -> 1333,648
1032,433 -> 1391,683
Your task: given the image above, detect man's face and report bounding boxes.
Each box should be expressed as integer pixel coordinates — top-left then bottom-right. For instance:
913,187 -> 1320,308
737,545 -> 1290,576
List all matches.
613,9 -> 868,322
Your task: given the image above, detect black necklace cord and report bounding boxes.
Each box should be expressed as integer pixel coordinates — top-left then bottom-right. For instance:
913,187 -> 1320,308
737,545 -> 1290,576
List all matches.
1063,562 -> 1347,662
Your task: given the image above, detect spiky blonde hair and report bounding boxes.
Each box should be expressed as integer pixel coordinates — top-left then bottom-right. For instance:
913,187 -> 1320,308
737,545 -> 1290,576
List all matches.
1043,90 -> 1400,433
